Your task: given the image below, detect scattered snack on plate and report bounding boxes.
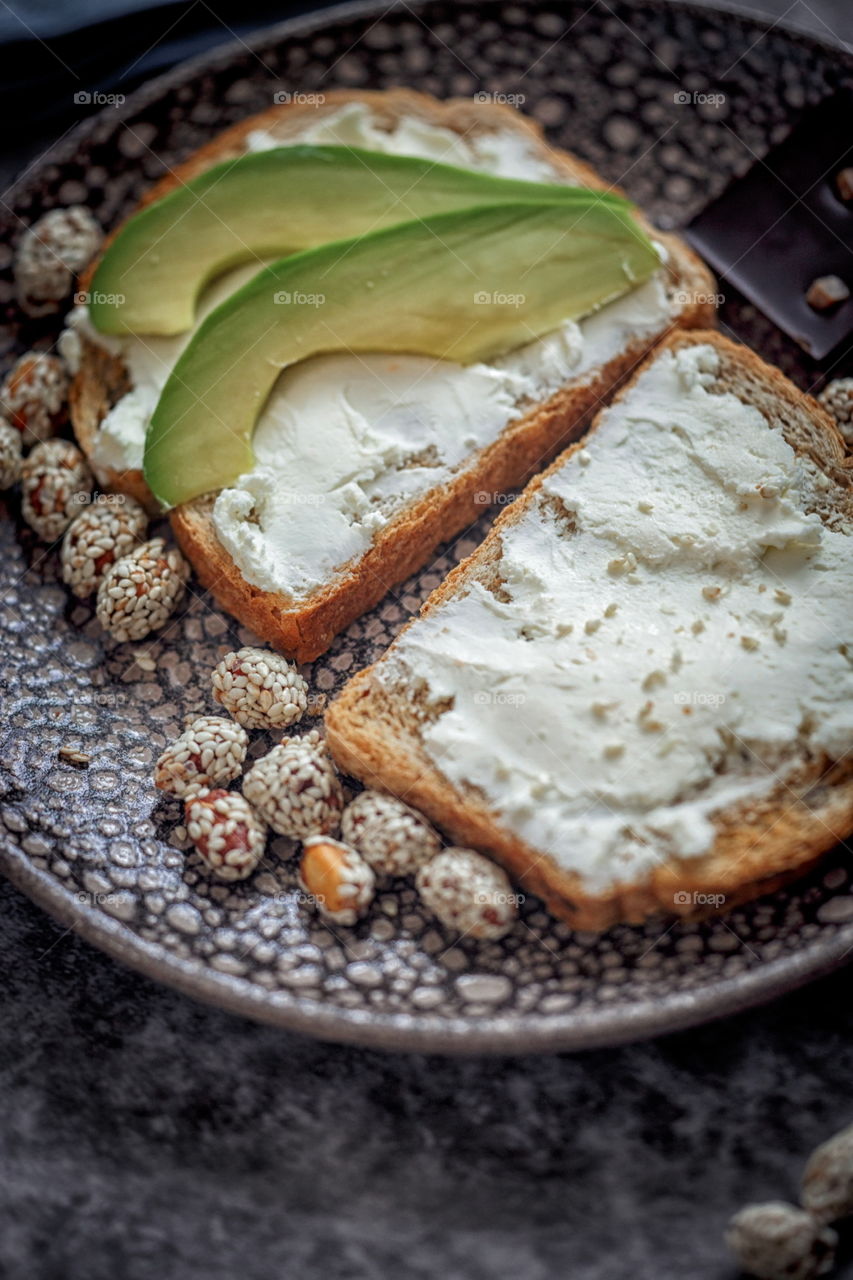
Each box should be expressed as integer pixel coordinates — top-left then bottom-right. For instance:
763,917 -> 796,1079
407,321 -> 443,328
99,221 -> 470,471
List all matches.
61,495 -> 148,597
326,330 -> 853,932
242,736 -> 344,839
14,206 -> 103,317
68,86 -> 716,662
341,789 -> 441,877
416,848 -> 519,941
184,788 -> 267,881
299,835 -> 376,925
154,715 -> 249,798
20,438 -> 92,540
1,352 -> 69,447
0,420 -> 22,490
211,646 -> 308,729
95,536 -> 189,641
726,1203 -> 837,1280
802,1123 -> 853,1225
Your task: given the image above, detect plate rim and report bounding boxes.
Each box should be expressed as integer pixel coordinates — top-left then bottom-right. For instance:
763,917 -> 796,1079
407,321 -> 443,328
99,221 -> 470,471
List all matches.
3,0 -> 853,1054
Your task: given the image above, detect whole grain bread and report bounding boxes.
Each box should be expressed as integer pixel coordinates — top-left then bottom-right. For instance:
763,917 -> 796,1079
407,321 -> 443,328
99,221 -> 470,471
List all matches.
71,87 -> 716,658
326,330 -> 853,931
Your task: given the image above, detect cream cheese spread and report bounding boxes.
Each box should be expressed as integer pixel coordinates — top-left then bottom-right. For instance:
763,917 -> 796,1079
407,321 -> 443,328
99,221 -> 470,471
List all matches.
375,344 -> 853,890
70,101 -> 673,599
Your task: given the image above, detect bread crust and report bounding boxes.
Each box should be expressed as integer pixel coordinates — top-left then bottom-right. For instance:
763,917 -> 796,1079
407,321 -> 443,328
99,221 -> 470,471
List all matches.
326,330 -> 853,930
70,87 -> 717,658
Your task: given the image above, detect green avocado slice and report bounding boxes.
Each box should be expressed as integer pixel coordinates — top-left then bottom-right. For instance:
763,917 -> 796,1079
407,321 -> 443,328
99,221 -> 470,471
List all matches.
88,145 -> 628,336
144,199 -> 661,509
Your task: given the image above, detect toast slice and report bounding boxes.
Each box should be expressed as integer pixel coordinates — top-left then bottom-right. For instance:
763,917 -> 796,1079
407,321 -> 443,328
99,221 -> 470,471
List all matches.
70,87 -> 716,659
326,331 -> 853,931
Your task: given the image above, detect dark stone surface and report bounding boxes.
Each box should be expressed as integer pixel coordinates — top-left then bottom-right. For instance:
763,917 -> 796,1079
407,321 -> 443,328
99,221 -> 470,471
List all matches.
2,874 -> 853,1280
2,2 -> 853,1277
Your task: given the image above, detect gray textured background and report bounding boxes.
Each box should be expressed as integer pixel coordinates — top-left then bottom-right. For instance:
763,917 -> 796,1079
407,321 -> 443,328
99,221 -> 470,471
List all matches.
2,2 -> 853,1278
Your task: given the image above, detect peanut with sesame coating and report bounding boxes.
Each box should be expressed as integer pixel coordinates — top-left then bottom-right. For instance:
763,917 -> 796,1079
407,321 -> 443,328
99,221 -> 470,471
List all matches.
0,418 -> 22,490
726,1203 -> 836,1280
21,439 -> 92,540
1,352 -> 69,447
299,835 -> 375,925
61,495 -> 148,597
185,789 -> 267,881
242,736 -> 343,839
212,646 -> 308,729
14,206 -> 102,316
341,789 -> 441,877
416,847 -> 518,940
96,537 -> 189,641
154,715 -> 248,798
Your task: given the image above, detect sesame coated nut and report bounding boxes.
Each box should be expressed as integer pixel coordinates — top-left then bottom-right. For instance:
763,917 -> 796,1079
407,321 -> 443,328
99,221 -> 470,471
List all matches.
819,378 -> 853,445
802,1122 -> 853,1224
61,495 -> 148,597
0,418 -> 22,489
211,646 -> 308,729
154,715 -> 249,798
725,1203 -> 837,1280
299,835 -> 375,925
96,536 -> 189,642
341,789 -> 441,877
14,206 -> 103,316
21,438 -> 92,541
416,847 -> 519,940
185,789 -> 267,881
1,352 -> 69,447
242,736 -> 343,840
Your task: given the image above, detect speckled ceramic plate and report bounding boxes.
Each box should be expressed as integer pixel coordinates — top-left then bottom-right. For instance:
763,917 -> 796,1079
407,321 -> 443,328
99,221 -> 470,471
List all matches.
1,0 -> 852,1054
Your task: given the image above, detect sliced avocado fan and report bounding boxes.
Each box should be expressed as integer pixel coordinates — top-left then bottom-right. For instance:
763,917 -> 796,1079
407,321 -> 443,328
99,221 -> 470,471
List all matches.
88,145 -> 629,336
144,199 -> 661,509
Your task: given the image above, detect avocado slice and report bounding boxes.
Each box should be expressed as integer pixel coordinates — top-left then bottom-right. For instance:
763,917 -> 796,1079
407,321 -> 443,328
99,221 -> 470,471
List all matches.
89,145 -> 627,336
144,199 -> 660,509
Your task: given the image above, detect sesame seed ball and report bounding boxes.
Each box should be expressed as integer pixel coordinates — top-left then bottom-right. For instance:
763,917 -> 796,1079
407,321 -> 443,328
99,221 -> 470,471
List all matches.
819,378 -> 853,444
299,835 -> 375,925
0,418 -> 22,490
725,1203 -> 837,1280
416,847 -> 518,940
802,1122 -> 853,1224
211,645 -> 308,729
154,715 -> 249,798
1,352 -> 69,447
96,536 -> 189,642
14,206 -> 103,316
341,789 -> 441,877
242,736 -> 343,840
21,438 -> 92,541
185,788 -> 267,881
61,495 -> 148,597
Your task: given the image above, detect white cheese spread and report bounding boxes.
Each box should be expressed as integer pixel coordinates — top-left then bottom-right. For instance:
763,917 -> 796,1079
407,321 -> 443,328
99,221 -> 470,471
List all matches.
375,344 -> 853,890
71,101 -> 672,599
